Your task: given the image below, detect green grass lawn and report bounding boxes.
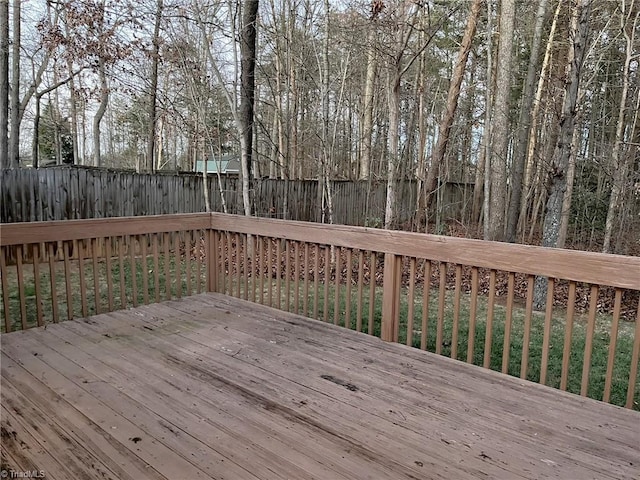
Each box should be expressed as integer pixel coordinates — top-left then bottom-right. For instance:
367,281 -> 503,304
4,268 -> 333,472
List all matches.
227,277 -> 639,411
2,259 -> 638,410
0,255 -> 202,330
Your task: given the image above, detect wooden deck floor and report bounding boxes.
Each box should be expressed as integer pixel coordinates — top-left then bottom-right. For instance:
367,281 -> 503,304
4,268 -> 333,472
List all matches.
1,293 -> 639,480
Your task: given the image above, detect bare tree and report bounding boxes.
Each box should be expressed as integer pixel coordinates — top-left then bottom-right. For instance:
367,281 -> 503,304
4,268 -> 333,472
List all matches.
602,0 -> 639,253
239,0 -> 259,216
145,0 -> 163,173
486,0 -> 515,241
423,0 -> 482,223
505,0 -> 549,242
359,2 -> 381,181
0,0 -> 8,166
541,0 -> 591,248
8,0 -> 18,166
535,0 -> 592,308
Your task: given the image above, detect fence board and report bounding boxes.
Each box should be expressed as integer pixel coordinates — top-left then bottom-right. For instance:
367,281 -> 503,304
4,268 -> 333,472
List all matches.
1,166 -> 471,226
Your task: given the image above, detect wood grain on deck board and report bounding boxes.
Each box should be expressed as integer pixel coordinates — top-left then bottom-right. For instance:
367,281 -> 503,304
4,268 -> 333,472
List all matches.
1,292 -> 639,480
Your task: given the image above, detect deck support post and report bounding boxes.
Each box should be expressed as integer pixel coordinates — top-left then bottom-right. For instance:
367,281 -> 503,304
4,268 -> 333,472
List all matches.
381,253 -> 402,342
207,229 -> 219,292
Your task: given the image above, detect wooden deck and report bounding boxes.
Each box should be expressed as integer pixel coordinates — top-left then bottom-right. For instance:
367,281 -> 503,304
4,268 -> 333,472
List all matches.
1,293 -> 638,480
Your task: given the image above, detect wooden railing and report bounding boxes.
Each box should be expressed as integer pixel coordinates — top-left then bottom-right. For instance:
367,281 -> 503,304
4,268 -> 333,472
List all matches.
1,213 -> 639,410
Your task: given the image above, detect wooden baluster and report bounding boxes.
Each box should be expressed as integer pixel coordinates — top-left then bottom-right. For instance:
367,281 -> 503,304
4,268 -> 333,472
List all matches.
92,238 -> 102,313
294,241 -> 301,314
119,236 -> 127,308
580,285 -> 599,396
195,231 -> 203,294
368,252 -> 377,336
285,240 -> 291,311
185,231 -> 192,296
626,298 -> 640,409
163,232 -> 171,300
152,234 -> 160,303
467,267 -> 479,363
141,236 -> 149,304
64,241 -> 74,320
105,239 -> 114,311
33,244 -> 44,326
130,236 -> 139,306
540,278 -> 556,384
243,234 -> 249,301
268,238 -> 274,307
76,240 -> 88,317
451,265 -> 462,359
303,243 -> 310,316
406,257 -> 416,347
323,247 -> 330,323
1,247 -> 12,331
356,250 -> 364,333
436,262 -> 447,355
603,289 -> 622,403
483,269 -> 497,368
334,247 -> 341,326
345,249 -> 352,329
48,243 -> 60,323
275,239 -> 282,309
421,260 -> 432,350
501,272 -> 516,374
259,236 -> 265,305
560,281 -> 577,390
313,244 -> 320,319
235,233 -> 241,299
520,275 -> 535,379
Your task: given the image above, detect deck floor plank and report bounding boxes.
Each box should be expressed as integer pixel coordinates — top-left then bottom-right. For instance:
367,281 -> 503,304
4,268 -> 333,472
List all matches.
107,300 -> 637,479
1,293 -> 639,480
29,318 -> 357,480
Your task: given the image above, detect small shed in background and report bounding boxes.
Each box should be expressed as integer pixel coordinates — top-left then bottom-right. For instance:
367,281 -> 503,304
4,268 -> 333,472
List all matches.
194,154 -> 240,175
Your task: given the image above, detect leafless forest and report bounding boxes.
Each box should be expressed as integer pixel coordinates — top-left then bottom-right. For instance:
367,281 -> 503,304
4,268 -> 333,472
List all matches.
0,0 -> 638,254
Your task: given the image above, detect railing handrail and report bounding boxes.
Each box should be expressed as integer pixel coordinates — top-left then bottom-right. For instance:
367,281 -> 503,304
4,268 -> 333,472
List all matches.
1,212 -> 639,290
209,213 -> 640,290
0,213 -> 211,246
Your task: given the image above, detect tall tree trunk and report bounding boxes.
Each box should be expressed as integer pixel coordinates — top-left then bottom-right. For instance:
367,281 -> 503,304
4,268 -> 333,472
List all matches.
505,0 -> 549,242
0,0 -> 8,166
487,0 -> 515,241
602,1 -> 638,253
384,71 -> 401,229
93,57 -> 108,167
31,95 -> 41,168
239,0 -> 258,210
320,0 -> 332,224
146,0 -> 163,173
424,0 -> 481,218
8,0 -> 18,166
557,126 -> 580,248
480,0 -> 494,238
519,0 -> 561,236
360,28 -> 377,180
541,0 -> 590,248
535,0 -> 591,309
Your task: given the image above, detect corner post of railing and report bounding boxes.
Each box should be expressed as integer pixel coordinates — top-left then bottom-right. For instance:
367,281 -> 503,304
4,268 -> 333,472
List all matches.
206,218 -> 219,293
381,252 -> 402,342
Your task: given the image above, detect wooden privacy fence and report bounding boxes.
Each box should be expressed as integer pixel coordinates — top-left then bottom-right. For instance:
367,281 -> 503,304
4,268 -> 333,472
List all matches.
0,166 -> 472,225
1,213 -> 639,410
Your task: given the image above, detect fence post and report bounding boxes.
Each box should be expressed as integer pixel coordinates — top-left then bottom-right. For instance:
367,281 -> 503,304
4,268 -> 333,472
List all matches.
207,228 -> 219,292
381,253 -> 402,342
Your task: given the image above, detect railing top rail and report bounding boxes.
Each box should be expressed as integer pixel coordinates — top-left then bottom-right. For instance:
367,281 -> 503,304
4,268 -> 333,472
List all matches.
0,213 -> 211,246
209,213 -> 640,290
1,212 -> 638,290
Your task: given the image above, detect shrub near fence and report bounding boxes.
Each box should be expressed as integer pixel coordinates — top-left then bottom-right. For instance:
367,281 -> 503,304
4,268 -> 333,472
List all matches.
0,165 -> 472,225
